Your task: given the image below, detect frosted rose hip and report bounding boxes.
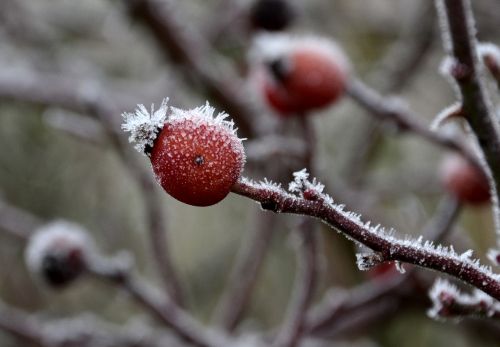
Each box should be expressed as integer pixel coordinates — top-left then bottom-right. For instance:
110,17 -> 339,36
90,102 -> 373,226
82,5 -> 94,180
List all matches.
122,100 -> 246,207
151,112 -> 245,206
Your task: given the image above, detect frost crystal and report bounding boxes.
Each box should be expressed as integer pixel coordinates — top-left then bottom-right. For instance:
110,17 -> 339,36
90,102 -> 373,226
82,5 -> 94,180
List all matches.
355,252 -> 384,271
428,278 -> 500,320
477,42 -> 500,65
121,98 -> 169,154
169,102 -> 243,138
25,220 -> 95,275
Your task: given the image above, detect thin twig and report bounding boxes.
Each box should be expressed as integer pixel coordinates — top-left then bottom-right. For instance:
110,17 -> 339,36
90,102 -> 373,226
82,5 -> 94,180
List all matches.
346,77 -> 480,168
212,210 -> 278,332
273,220 -> 318,347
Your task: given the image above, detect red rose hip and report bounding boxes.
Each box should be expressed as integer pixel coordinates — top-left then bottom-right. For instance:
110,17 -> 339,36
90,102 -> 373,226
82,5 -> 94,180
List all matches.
122,100 -> 246,206
440,154 -> 490,205
251,34 -> 350,115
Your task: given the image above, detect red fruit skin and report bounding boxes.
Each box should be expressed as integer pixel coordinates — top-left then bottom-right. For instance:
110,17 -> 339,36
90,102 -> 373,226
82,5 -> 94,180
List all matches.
366,262 -> 397,281
440,154 -> 490,205
150,119 -> 245,207
263,48 -> 347,115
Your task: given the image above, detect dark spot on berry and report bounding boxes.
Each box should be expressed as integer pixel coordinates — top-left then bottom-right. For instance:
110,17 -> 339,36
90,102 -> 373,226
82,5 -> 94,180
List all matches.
194,155 -> 205,166
268,57 -> 292,83
42,254 -> 81,288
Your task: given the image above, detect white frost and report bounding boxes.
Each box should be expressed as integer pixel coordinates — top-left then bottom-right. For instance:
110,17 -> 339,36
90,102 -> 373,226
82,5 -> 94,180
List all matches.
428,278 -> 500,320
121,98 -> 169,154
249,33 -> 351,76
477,42 -> 500,65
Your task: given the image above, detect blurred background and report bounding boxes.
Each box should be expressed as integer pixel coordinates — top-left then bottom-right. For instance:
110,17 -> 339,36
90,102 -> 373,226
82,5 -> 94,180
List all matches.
0,0 -> 500,346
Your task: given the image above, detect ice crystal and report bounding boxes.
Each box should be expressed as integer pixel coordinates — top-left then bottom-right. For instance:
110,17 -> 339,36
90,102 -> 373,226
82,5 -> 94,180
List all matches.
355,252 -> 384,271
121,98 -> 169,154
169,102 -> 243,138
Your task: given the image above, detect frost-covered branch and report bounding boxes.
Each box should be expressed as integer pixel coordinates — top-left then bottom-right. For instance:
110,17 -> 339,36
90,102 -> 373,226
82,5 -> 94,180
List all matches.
305,195 -> 462,336
428,278 -> 500,320
231,172 -> 500,301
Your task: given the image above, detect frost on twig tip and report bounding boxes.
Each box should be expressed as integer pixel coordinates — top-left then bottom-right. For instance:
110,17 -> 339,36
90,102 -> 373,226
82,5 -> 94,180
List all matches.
121,98 -> 169,155
428,278 -> 500,321
487,249 -> 500,266
355,252 -> 384,271
430,102 -> 463,131
477,42 -> 500,78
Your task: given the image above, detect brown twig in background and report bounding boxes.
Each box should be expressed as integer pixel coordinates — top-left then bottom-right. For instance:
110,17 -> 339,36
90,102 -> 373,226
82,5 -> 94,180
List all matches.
342,1 -> 436,186
346,77 -> 480,168
123,0 -> 257,138
273,220 -> 318,347
212,211 -> 278,332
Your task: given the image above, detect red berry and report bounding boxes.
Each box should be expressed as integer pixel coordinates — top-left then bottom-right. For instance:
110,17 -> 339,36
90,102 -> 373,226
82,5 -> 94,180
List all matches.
366,262 -> 397,281
122,101 -> 245,206
252,35 -> 349,115
440,154 -> 490,205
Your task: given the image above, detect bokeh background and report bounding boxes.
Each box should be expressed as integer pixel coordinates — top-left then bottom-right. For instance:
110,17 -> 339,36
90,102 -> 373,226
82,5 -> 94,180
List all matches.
0,0 -> 500,346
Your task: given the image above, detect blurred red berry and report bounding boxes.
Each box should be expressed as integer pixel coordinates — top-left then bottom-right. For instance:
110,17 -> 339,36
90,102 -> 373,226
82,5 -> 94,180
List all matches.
440,154 -> 490,205
252,35 -> 349,116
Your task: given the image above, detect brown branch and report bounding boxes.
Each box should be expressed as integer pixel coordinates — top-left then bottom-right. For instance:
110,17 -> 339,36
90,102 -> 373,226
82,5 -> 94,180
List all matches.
123,0 -> 257,138
230,177 -> 500,301
438,0 -> 500,242
346,77 -> 481,168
